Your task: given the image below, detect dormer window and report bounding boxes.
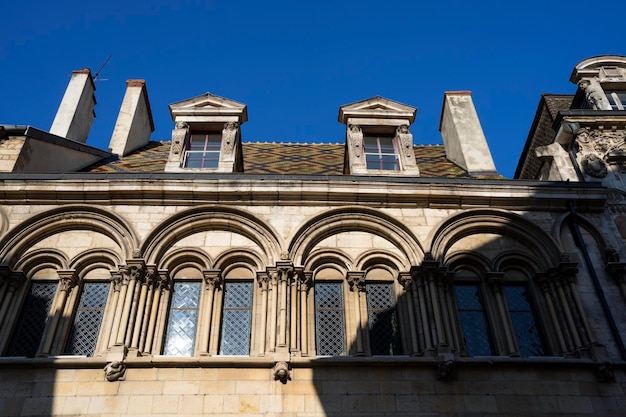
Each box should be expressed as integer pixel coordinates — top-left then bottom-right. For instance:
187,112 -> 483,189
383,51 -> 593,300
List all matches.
184,132 -> 222,168
364,135 -> 400,171
165,93 -> 247,173
338,96 -> 419,176
605,91 -> 626,110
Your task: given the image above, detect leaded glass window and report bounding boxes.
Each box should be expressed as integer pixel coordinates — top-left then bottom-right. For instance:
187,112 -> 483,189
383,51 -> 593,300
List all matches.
64,282 -> 110,356
314,282 -> 345,356
162,281 -> 202,356
454,284 -> 493,356
5,282 -> 57,357
504,285 -> 544,357
219,282 -> 253,355
366,282 -> 401,355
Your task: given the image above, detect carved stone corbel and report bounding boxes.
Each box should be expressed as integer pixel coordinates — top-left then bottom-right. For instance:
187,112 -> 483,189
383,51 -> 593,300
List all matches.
104,361 -> 127,382
436,352 -> 457,381
273,361 -> 291,384
221,122 -> 238,160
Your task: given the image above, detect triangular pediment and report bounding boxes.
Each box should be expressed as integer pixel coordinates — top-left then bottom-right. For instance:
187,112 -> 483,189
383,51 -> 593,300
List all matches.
338,96 -> 416,124
169,92 -> 248,122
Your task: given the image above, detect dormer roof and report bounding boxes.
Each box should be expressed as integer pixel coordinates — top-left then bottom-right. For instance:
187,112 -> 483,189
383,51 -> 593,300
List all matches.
169,92 -> 248,123
338,96 -> 417,124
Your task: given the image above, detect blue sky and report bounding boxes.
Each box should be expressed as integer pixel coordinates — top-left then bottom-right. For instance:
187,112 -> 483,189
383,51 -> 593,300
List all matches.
1,0 -> 624,178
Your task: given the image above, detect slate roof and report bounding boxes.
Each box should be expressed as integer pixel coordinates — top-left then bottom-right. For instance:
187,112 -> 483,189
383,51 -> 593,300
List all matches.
85,141 -> 474,178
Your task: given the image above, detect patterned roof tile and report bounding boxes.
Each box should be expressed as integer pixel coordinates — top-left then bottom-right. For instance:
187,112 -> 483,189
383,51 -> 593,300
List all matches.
85,141 -> 487,178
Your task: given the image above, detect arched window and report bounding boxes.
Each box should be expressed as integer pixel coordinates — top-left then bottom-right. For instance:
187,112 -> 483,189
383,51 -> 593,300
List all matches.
162,267 -> 203,356
218,266 -> 255,356
313,267 -> 346,356
364,267 -> 402,356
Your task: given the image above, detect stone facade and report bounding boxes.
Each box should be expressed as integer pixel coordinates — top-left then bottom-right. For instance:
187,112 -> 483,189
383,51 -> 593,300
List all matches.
0,57 -> 625,417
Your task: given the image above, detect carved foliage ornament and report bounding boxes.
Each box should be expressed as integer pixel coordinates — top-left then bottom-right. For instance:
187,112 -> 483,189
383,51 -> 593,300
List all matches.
396,125 -> 413,158
221,122 -> 238,159
348,124 -> 363,159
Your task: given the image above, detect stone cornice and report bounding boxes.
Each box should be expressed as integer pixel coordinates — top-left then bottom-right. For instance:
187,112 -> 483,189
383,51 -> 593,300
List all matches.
0,175 -> 606,212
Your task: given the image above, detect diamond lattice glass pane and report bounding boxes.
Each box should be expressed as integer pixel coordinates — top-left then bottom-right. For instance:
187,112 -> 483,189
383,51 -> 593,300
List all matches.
504,286 -> 544,357
315,283 -> 345,356
163,282 -> 201,356
219,282 -> 253,355
454,284 -> 493,356
366,283 -> 401,355
65,282 -> 110,356
5,282 -> 57,357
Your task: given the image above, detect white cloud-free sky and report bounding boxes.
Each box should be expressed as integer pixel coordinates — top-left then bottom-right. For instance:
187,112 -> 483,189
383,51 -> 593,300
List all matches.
2,0 -> 624,177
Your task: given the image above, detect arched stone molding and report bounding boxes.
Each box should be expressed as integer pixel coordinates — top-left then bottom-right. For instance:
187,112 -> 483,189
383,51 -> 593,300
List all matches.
356,249 -> 410,272
69,248 -> 123,276
13,248 -> 69,274
158,247 -> 213,274
445,251 -> 490,275
304,248 -> 353,273
552,211 -> 611,255
493,251 -> 540,275
0,205 -> 138,268
0,207 -> 9,238
213,248 -> 265,273
288,207 -> 424,266
140,206 -> 282,266
428,209 -> 561,271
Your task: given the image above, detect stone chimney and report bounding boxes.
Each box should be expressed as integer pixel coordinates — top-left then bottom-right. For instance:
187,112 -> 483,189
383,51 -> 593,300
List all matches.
49,69 -> 96,143
108,80 -> 155,156
439,91 -> 497,176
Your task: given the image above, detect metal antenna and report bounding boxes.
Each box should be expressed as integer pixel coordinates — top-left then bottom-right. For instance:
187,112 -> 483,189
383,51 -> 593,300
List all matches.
94,54 -> 112,82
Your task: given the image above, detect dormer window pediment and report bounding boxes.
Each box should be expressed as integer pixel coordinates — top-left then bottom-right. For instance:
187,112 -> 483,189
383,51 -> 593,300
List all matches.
338,96 -> 419,176
165,93 -> 246,173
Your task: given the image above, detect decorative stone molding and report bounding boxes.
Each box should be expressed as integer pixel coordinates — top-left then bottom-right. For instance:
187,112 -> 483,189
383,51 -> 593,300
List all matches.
104,361 -> 127,382
273,361 -> 291,384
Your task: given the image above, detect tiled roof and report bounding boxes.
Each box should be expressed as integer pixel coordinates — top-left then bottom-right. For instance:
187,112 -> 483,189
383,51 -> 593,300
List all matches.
543,94 -> 574,119
85,141 -> 473,178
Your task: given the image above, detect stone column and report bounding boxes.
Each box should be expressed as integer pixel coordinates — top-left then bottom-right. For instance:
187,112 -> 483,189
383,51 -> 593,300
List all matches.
411,259 -> 452,352
39,270 -> 78,356
535,273 -> 568,353
347,271 -> 366,355
0,269 -> 25,351
398,272 -> 420,355
130,265 -> 157,353
144,270 -> 170,355
199,270 -> 222,355
257,272 -> 270,355
276,263 -> 293,348
486,272 -> 518,356
299,271 -> 312,356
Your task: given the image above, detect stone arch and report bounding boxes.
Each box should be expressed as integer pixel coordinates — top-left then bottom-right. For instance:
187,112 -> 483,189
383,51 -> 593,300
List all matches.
304,248 -> 353,274
14,248 -> 69,276
213,248 -> 265,273
141,206 -> 282,266
445,251 -> 491,275
355,249 -> 409,272
289,207 -> 423,266
429,209 -> 561,271
0,205 -> 138,268
69,248 -> 122,278
552,211 -> 611,255
494,251 -> 541,276
158,247 -> 213,272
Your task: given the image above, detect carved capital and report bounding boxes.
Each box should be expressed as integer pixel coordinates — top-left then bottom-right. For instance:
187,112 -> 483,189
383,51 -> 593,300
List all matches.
485,272 -> 504,292
347,272 -> 365,292
57,270 -> 78,291
257,272 -> 271,290
397,272 -> 413,289
123,260 -> 146,284
203,270 -> 223,290
157,270 -> 171,291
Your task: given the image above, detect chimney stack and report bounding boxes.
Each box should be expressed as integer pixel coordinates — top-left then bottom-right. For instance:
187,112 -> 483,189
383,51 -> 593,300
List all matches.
108,80 -> 154,156
439,91 -> 497,176
49,69 -> 96,143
